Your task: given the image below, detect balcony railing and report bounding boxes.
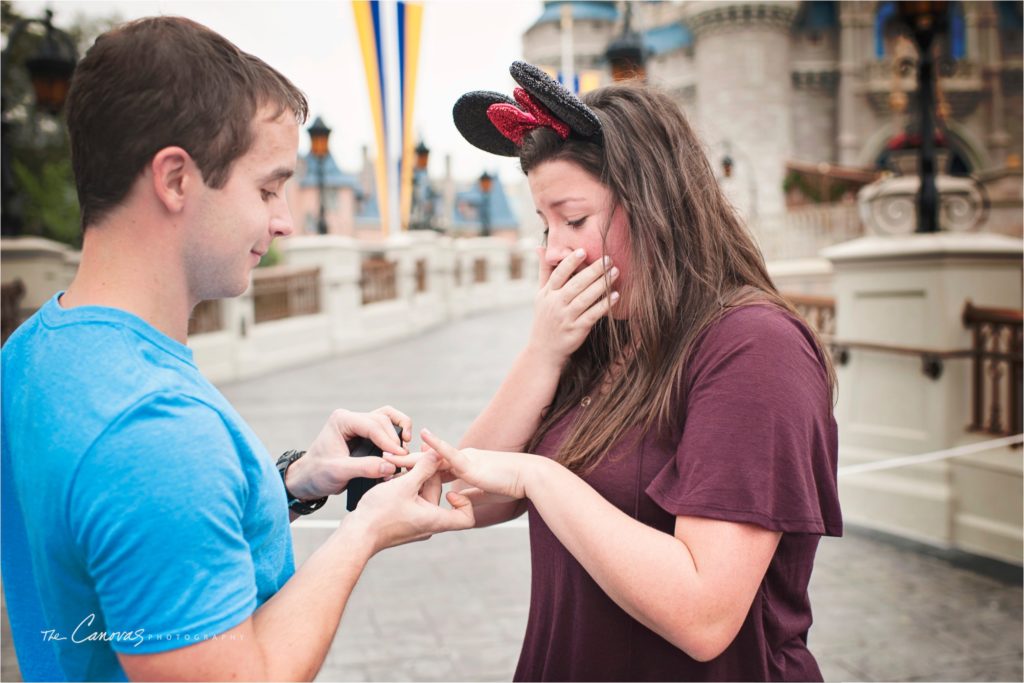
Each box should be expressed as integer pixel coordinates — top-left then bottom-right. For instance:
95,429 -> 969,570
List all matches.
1,279 -> 26,345
414,258 -> 427,294
188,299 -> 223,335
510,253 -> 524,281
473,258 -> 488,284
361,257 -> 398,305
964,301 -> 1023,437
253,266 -> 321,323
785,292 -> 836,339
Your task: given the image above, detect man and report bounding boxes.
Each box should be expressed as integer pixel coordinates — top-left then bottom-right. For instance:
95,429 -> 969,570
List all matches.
0,16 -> 473,681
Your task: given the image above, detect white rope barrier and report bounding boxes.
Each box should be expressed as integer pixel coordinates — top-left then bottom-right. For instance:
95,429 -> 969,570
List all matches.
837,433 -> 1023,477
293,434 -> 1023,530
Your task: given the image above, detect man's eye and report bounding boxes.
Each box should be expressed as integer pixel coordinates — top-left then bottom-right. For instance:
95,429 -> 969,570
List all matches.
261,190 -> 277,201
541,227 -> 549,245
566,216 -> 587,228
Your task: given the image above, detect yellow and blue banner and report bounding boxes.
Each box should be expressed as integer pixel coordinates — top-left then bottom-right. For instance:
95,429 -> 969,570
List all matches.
398,1 -> 424,231
353,0 -> 423,234
352,0 -> 390,233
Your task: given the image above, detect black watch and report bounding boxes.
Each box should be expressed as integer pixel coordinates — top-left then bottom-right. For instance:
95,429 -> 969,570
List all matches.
276,450 -> 328,515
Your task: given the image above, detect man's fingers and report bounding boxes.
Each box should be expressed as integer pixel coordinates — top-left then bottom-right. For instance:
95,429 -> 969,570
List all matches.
347,455 -> 395,481
367,419 -> 405,455
419,472 -> 442,505
383,451 -> 451,473
399,451 -> 441,490
372,405 -> 412,444
442,490 -> 476,529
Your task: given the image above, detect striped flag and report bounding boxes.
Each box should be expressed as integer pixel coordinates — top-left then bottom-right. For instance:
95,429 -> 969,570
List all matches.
352,0 -> 424,235
398,1 -> 424,231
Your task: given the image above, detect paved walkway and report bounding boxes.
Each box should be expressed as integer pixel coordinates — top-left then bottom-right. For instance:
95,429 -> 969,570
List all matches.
2,304 -> 1021,682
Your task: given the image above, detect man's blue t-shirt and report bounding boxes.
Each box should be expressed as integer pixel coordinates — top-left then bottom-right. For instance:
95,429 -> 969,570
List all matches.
1,293 -> 295,681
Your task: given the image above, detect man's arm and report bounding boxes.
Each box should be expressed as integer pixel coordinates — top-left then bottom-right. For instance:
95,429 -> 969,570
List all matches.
118,453 -> 472,681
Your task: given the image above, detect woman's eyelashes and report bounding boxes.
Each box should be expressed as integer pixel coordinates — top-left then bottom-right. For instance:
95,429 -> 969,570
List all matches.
540,216 -> 588,244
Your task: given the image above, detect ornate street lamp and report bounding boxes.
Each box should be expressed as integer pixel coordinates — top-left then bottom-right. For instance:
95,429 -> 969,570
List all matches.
1,9 -> 78,236
307,116 -> 331,235
605,2 -> 647,82
415,140 -> 430,171
721,155 -> 734,179
896,1 -> 951,233
410,140 -> 437,231
479,171 -> 493,238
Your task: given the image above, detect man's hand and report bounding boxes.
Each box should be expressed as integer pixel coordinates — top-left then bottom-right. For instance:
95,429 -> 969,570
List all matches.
347,451 -> 475,553
285,406 -> 411,502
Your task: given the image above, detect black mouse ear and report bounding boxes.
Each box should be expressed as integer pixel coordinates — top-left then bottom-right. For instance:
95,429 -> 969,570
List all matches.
509,61 -> 601,139
452,91 -> 521,157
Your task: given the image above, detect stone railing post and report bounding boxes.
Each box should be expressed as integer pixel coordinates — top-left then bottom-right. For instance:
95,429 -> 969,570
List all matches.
822,232 -> 1022,556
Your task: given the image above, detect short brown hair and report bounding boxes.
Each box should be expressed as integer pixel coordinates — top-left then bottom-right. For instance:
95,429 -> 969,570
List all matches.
65,16 -> 308,228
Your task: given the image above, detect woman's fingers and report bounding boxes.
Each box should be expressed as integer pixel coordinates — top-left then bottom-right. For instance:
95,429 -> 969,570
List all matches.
558,255 -> 612,303
566,265 -> 618,317
419,429 -> 474,481
536,246 -> 552,288
459,486 -> 522,506
544,248 -> 588,291
579,288 -> 620,328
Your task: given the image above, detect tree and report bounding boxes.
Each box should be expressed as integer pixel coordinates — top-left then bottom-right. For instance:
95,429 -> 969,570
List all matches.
1,1 -> 120,246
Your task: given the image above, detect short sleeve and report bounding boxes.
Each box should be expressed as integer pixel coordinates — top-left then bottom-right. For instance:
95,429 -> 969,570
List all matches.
69,393 -> 259,654
646,306 -> 842,536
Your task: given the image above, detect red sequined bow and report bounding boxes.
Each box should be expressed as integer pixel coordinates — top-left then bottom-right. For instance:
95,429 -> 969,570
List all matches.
486,87 -> 570,145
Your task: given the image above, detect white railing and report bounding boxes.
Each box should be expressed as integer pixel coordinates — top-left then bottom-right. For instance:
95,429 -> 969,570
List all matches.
187,232 -> 538,383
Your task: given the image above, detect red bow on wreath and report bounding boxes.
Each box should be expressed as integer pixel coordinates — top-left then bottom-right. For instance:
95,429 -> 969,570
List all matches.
486,87 -> 570,145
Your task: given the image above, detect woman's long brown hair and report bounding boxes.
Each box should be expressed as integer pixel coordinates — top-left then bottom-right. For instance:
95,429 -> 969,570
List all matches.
521,83 -> 836,474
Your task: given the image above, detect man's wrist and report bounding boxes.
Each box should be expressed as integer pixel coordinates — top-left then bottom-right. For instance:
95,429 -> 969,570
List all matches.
283,451 -> 318,501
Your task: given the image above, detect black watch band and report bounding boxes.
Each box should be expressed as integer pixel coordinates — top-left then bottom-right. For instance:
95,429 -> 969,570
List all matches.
275,450 -> 328,515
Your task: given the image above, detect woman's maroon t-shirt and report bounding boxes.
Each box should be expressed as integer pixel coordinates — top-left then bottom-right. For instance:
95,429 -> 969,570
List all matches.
514,305 -> 843,682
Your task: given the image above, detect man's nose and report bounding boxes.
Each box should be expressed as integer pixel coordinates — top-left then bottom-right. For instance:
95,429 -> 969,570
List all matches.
271,199 -> 294,238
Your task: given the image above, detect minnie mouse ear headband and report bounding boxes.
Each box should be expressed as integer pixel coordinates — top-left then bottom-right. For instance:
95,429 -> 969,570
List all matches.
453,61 -> 602,157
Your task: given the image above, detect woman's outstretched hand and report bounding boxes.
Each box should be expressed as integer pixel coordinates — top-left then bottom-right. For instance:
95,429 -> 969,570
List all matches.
384,429 -> 547,502
529,247 -> 618,366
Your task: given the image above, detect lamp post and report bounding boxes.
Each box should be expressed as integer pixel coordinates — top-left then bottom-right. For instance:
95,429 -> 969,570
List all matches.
410,140 -> 435,231
605,2 -> 647,82
307,116 -> 331,235
478,171 -> 493,238
1,9 -> 78,236
897,1 -> 950,234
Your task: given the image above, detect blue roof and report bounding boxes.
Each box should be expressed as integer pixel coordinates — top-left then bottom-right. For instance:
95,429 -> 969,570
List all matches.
643,22 -> 692,55
355,187 -> 380,224
997,1 -> 1023,31
451,175 -> 518,231
532,1 -> 618,28
299,151 -> 362,192
796,1 -> 839,31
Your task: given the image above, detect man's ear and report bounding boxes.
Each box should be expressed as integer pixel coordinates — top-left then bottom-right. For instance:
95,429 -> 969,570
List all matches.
149,146 -> 197,214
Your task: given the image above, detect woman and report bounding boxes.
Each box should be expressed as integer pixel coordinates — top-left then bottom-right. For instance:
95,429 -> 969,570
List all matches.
409,62 -> 841,681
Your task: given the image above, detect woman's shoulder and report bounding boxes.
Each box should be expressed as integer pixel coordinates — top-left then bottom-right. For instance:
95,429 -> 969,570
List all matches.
701,301 -> 816,351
